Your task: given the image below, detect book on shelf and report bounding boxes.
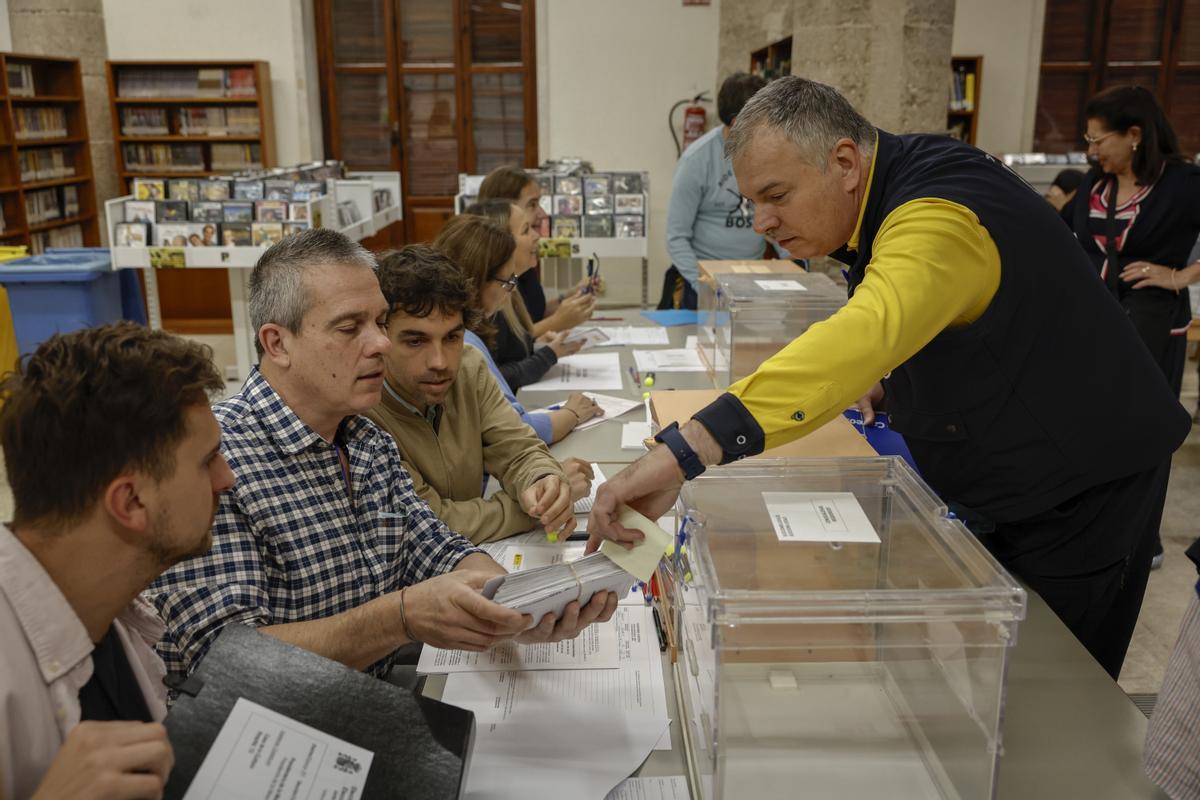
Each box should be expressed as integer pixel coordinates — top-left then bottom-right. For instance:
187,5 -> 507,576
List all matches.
122,143 -> 205,173
210,143 -> 262,171
31,224 -> 83,255
14,107 -> 68,140
19,148 -> 73,182
25,188 -> 63,225
949,65 -> 975,113
116,67 -> 257,99
62,185 -> 80,217
7,62 -> 35,97
120,107 -> 169,136
176,106 -> 261,137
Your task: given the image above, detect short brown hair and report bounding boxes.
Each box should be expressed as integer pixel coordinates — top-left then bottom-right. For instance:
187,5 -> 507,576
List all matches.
432,215 -> 515,345
377,245 -> 483,332
478,165 -> 534,202
0,322 -> 224,529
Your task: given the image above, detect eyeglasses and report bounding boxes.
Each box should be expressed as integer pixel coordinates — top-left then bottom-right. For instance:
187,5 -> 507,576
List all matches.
1083,130 -> 1117,146
490,274 -> 519,292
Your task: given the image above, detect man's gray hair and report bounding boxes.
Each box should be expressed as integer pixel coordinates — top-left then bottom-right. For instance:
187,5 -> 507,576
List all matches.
248,227 -> 377,357
725,76 -> 876,170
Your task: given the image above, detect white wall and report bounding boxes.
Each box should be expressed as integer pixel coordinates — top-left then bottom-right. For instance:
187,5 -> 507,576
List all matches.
951,0 -> 1045,155
101,0 -> 322,166
537,0 -> 721,281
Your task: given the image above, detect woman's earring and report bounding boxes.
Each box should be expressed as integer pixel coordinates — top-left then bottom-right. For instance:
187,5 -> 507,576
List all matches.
1132,142 -> 1139,152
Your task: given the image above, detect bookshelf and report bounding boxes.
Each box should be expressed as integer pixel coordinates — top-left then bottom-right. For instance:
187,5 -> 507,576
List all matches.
105,60 -> 275,334
0,53 -> 100,253
106,61 -> 276,192
750,37 -> 792,80
948,55 -> 982,145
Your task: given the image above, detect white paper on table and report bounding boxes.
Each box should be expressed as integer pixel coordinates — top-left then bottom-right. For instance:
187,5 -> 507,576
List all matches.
590,325 -> 671,347
523,352 -> 624,391
621,422 -> 652,450
574,463 -> 607,512
418,620 -> 619,673
537,394 -> 642,432
606,775 -> 692,800
463,703 -> 669,800
182,698 -> 373,800
633,348 -> 706,373
443,607 -> 672,751
762,491 -> 880,544
684,335 -> 699,351
755,279 -> 807,291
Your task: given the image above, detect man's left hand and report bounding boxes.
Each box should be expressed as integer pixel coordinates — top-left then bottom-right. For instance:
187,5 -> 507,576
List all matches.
514,591 -> 618,644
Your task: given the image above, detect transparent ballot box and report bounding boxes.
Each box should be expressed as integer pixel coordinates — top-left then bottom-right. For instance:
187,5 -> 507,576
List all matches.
697,272 -> 845,386
669,457 -> 1026,800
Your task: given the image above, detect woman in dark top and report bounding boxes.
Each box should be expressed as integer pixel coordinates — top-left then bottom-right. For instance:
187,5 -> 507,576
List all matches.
1069,86 -> 1200,569
1070,86 -> 1200,397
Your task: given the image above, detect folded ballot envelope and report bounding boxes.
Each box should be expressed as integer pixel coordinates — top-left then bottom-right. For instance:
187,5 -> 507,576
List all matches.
481,506 -> 673,629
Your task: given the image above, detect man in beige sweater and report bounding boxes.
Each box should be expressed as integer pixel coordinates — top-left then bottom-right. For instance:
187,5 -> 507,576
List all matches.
368,245 -> 593,544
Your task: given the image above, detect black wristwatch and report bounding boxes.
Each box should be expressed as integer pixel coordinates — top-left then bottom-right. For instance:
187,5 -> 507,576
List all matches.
654,421 -> 707,481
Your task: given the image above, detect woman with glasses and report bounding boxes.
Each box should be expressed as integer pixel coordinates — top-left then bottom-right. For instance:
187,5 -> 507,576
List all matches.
433,215 -> 600,442
1070,86 -> 1200,398
1069,86 -> 1200,571
457,200 -> 585,392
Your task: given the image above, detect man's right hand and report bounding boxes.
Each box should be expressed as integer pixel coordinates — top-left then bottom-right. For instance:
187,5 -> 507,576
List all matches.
33,721 -> 174,800
403,571 -> 530,651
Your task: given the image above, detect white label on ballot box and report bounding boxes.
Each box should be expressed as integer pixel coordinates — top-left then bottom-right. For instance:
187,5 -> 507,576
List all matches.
182,697 -> 373,800
762,491 -> 880,544
754,279 -> 807,291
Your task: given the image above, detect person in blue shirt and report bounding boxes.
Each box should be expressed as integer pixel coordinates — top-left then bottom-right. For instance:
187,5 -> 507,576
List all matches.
663,72 -> 782,309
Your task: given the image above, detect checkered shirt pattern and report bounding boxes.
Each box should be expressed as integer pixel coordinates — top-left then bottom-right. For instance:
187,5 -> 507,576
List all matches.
148,368 -> 480,679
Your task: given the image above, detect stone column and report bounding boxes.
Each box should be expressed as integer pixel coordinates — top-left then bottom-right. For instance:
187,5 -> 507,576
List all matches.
9,0 -> 117,241
717,0 -> 955,133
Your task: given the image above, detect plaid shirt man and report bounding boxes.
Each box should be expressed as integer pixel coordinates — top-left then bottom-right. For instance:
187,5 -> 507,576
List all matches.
149,368 -> 481,679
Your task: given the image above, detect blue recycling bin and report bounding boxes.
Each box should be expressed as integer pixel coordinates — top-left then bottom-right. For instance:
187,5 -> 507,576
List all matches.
0,249 -> 127,357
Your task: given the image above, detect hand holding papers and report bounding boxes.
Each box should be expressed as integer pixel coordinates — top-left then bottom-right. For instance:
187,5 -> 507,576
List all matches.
482,552 -> 637,630
599,505 -> 674,582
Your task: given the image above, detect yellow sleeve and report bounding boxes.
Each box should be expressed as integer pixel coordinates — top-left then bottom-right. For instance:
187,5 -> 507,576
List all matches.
728,197 -> 1000,451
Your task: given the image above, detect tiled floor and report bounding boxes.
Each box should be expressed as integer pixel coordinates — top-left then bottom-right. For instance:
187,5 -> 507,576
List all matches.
1,332 -> 1195,697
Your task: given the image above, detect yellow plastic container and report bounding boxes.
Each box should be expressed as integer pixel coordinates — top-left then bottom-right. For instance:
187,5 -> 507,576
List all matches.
0,246 -> 29,377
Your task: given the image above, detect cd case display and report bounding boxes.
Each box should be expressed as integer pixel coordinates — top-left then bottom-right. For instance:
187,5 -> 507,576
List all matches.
583,174 -> 611,196
552,216 -> 580,238
612,173 -> 644,194
554,195 -> 583,216
615,215 -> 644,238
582,215 -> 614,237
114,222 -> 149,247
615,193 -> 645,214
555,175 -> 582,195
585,195 -> 613,215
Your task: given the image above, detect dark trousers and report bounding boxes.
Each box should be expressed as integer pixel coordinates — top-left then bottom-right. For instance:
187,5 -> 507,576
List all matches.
973,461 -> 1170,680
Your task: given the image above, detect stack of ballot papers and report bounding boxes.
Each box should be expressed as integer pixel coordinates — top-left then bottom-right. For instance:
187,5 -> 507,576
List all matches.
483,552 -> 637,630
633,348 -> 706,372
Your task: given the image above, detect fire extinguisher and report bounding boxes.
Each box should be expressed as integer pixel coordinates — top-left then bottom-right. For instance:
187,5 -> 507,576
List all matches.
670,91 -> 711,157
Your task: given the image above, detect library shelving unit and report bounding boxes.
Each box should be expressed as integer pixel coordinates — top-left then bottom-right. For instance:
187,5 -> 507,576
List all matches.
105,60 -> 275,334
750,37 -> 792,80
948,55 -> 983,145
106,60 -> 275,191
0,53 -> 100,252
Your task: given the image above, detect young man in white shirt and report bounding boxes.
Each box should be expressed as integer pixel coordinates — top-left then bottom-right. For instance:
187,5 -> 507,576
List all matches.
0,321 -> 234,799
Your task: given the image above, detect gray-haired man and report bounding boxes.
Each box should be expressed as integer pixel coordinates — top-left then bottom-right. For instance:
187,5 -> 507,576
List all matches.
591,76 -> 1188,680
151,229 -> 614,681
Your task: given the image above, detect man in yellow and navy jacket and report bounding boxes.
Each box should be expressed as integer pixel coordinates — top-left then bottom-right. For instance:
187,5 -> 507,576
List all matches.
589,76 -> 1189,680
